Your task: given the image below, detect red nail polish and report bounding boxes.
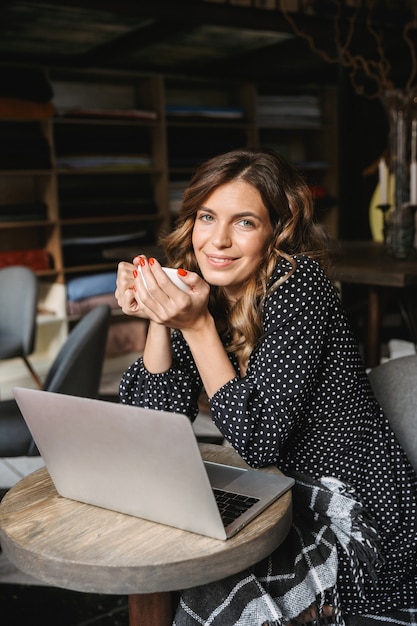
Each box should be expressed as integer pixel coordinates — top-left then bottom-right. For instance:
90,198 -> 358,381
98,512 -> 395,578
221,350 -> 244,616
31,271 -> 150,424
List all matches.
149,257 -> 155,266
132,269 -> 138,278
178,268 -> 187,276
139,257 -> 145,267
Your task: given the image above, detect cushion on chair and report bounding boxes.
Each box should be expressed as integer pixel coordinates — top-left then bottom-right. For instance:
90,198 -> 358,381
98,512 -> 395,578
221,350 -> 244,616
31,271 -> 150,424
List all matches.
368,355 -> 417,472
0,336 -> 25,360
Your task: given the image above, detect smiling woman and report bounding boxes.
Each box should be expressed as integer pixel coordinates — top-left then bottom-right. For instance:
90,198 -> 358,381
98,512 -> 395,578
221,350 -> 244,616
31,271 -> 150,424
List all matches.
115,148 -> 417,626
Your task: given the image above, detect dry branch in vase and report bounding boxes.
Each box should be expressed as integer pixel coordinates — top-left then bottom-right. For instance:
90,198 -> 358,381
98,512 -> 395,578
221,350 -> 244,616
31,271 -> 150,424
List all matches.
279,0 -> 417,98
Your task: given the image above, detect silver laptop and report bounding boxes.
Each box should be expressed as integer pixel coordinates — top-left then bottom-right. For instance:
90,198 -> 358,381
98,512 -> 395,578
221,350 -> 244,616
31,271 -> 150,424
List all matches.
13,387 -> 294,541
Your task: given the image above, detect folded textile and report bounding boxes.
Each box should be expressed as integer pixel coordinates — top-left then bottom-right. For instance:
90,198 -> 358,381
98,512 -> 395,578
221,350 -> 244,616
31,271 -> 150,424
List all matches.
66,272 -> 117,302
56,154 -> 152,170
57,107 -> 157,121
0,97 -> 55,119
66,292 -> 119,316
0,248 -> 51,270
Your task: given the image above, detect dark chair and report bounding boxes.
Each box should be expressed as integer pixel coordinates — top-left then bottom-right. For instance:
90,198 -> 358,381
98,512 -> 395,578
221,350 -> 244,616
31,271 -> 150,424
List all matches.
0,266 -> 42,387
368,354 -> 417,472
0,304 -> 111,457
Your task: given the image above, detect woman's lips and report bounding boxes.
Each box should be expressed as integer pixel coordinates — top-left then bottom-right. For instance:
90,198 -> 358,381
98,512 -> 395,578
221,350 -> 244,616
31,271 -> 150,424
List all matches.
205,255 -> 237,268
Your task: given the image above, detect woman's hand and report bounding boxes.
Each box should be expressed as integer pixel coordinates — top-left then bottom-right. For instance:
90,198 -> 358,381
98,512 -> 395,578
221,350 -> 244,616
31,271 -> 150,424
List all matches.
115,258 -> 143,317
116,256 -> 211,331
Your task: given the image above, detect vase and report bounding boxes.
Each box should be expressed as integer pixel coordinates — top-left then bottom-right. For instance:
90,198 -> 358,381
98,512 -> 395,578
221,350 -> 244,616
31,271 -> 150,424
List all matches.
379,88 -> 417,259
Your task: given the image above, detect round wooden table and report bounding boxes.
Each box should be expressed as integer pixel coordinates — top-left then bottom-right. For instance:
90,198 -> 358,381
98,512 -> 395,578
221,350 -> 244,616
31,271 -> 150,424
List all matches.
0,443 -> 292,625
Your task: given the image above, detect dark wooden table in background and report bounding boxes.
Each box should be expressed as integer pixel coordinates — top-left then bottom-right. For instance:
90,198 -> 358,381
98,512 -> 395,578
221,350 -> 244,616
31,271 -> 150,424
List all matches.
329,240 -> 417,367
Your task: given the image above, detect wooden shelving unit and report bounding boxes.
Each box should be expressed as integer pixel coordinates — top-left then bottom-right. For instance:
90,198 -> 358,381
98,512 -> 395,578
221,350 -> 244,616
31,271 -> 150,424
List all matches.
50,69 -> 169,280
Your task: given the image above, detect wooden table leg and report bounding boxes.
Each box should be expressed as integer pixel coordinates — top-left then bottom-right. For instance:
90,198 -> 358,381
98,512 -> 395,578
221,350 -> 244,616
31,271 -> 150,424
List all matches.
129,592 -> 173,626
367,286 -> 382,368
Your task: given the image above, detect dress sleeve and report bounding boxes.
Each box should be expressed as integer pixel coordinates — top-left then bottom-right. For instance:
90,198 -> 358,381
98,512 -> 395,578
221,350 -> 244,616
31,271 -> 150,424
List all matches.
119,330 -> 203,420
210,258 -> 336,468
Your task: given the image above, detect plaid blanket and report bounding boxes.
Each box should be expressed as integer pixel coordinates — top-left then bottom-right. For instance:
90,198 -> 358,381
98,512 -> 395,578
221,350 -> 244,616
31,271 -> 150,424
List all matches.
173,471 -> 384,626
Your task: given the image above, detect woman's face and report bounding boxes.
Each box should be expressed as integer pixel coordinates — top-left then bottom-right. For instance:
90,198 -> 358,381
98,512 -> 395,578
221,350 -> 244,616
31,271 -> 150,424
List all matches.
192,180 -> 273,302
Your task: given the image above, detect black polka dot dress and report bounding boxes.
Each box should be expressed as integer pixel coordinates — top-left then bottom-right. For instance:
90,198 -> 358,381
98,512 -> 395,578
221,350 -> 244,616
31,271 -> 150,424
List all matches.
119,255 -> 417,613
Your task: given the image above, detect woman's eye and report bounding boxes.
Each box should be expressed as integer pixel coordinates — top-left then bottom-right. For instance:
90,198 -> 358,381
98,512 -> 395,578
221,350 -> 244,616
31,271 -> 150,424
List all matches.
238,219 -> 254,228
199,213 -> 214,222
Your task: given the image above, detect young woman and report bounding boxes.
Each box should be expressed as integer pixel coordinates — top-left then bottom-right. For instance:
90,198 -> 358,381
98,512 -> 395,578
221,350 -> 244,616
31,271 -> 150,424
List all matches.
115,148 -> 417,625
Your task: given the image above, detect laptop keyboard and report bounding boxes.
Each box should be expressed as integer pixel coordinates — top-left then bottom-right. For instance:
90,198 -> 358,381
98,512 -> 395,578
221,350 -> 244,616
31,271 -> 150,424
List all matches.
213,488 -> 259,527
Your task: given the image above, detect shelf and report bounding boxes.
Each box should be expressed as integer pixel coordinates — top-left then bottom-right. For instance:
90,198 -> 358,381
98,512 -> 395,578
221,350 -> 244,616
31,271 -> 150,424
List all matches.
257,123 -> 328,131
63,263 -> 118,275
54,117 -> 159,127
0,220 -> 56,229
56,167 -> 160,175
33,269 -> 61,278
166,119 -> 251,129
295,161 -> 330,171
60,214 -> 163,226
37,312 -> 66,325
0,169 -> 53,176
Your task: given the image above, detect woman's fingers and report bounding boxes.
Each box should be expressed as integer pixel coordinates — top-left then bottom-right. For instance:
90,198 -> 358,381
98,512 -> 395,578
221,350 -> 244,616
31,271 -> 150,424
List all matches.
116,256 -> 210,328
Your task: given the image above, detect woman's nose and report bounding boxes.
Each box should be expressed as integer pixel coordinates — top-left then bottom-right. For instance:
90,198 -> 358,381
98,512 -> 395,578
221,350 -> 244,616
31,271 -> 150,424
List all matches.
212,225 -> 232,248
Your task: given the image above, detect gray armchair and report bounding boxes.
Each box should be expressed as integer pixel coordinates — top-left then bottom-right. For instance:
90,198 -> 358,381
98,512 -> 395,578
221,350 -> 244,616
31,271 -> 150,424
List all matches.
368,354 -> 417,472
0,265 -> 41,387
0,304 -> 111,457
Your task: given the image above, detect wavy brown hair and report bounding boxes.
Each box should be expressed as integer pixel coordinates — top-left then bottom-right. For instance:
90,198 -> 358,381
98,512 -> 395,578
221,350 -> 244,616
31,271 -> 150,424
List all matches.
162,148 -> 328,367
